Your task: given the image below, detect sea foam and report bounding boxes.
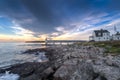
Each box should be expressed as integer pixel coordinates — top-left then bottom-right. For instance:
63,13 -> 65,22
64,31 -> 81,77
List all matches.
0,71 -> 19,80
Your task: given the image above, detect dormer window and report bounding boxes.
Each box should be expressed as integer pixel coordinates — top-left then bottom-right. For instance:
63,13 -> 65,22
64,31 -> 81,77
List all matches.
98,33 -> 101,36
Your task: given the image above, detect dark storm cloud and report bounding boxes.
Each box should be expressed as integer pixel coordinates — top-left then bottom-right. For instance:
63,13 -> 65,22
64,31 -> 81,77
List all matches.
20,0 -> 64,33
18,0 -> 101,33
0,0 -> 120,34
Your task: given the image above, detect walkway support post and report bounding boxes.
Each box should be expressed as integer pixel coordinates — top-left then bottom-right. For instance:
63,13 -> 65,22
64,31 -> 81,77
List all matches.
45,38 -> 48,47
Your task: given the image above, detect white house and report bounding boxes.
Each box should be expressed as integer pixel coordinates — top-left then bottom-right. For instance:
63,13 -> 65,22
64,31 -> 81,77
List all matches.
89,29 -> 111,41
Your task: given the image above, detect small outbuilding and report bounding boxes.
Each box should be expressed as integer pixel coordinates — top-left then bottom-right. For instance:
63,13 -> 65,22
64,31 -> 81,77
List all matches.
112,32 -> 120,41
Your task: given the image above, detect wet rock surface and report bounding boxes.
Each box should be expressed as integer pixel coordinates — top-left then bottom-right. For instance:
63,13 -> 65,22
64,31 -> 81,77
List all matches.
0,45 -> 120,80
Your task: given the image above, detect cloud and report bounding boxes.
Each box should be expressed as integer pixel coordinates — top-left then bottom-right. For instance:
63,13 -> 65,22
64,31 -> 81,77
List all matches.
0,0 -> 120,41
51,12 -> 120,40
1,0 -> 120,34
0,34 -> 39,42
12,27 -> 34,36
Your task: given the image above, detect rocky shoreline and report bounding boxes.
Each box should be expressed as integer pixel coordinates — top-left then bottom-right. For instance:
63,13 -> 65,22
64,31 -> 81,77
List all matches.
0,45 -> 120,80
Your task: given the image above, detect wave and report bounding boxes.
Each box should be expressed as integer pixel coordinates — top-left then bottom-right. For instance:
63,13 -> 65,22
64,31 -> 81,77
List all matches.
0,71 -> 19,80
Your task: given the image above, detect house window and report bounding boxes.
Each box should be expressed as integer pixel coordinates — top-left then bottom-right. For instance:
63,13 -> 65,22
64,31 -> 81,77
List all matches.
118,37 -> 119,40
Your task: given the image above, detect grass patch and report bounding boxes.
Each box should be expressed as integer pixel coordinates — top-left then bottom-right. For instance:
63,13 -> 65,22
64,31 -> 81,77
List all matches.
75,41 -> 120,55
94,41 -> 120,55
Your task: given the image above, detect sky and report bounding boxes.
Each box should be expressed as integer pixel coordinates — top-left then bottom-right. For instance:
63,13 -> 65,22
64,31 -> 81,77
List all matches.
0,0 -> 120,42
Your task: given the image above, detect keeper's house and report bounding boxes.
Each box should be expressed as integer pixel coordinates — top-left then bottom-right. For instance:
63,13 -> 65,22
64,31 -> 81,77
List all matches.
89,29 -> 120,41
89,29 -> 111,41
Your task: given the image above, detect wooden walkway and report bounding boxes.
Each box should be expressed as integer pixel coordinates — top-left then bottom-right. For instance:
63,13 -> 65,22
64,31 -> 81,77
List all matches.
26,40 -> 86,45
46,40 -> 86,45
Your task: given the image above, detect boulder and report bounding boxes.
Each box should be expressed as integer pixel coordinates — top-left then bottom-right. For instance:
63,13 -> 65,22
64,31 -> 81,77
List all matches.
93,65 -> 120,80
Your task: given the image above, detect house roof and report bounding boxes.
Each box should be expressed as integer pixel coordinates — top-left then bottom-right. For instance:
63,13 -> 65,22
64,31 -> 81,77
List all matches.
94,29 -> 109,37
94,29 -> 109,33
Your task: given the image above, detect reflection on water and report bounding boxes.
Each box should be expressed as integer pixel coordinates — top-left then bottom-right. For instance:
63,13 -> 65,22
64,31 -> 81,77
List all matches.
0,42 -> 47,68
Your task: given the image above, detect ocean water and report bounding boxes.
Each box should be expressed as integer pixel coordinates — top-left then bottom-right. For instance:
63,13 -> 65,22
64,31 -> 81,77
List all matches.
0,42 -> 48,80
0,71 -> 19,80
0,42 -> 47,68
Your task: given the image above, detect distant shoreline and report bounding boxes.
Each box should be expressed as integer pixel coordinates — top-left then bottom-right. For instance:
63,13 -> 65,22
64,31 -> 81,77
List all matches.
25,41 -> 45,43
